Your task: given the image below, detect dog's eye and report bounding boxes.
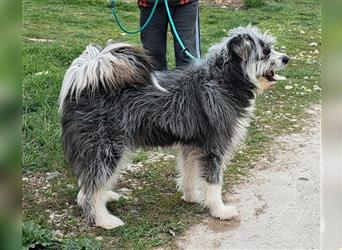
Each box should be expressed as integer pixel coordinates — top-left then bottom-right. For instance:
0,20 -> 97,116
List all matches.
263,47 -> 271,56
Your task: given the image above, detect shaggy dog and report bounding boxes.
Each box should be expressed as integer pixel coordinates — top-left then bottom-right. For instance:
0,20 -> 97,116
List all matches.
59,25 -> 289,229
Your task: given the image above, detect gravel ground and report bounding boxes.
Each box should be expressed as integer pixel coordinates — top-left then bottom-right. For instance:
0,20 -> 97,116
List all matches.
176,104 -> 320,249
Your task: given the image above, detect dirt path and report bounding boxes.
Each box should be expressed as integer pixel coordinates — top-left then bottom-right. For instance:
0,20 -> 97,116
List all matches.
176,105 -> 320,249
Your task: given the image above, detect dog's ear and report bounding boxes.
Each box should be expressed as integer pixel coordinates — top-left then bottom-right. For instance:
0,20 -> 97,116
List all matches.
228,35 -> 253,61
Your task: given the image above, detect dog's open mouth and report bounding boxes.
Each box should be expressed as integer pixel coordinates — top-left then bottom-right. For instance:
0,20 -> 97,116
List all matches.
265,70 -> 276,82
263,70 -> 287,85
258,69 -> 287,92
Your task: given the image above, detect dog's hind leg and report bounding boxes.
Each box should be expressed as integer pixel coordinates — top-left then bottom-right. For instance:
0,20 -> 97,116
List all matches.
102,152 -> 132,202
78,184 -> 124,229
177,146 -> 202,203
75,147 -> 127,229
200,152 -> 239,220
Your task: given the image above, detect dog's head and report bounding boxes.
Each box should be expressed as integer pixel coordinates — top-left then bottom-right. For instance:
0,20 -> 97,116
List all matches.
212,25 -> 289,92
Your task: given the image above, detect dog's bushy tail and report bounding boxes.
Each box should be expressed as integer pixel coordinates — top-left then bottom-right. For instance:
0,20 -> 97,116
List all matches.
59,43 -> 162,112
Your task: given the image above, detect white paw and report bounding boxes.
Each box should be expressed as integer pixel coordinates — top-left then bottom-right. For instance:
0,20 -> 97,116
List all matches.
104,191 -> 122,202
95,213 -> 125,229
210,205 -> 239,220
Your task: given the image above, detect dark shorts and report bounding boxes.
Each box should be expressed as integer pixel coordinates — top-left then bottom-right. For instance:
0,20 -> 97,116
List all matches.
140,2 -> 201,71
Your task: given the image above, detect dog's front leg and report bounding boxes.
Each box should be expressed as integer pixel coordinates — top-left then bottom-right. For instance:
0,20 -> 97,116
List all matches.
177,146 -> 202,203
201,153 -> 239,220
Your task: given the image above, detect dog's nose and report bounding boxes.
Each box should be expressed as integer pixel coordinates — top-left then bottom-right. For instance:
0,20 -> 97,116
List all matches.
282,56 -> 290,65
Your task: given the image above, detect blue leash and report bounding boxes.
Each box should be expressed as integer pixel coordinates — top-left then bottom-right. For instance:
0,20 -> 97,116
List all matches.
164,0 -> 199,61
111,0 -> 200,61
111,0 -> 159,34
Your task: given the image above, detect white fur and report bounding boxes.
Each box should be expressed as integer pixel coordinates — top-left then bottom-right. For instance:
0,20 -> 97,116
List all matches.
151,73 -> 168,92
92,188 -> 125,229
177,147 -> 203,203
202,183 -> 239,220
76,187 -> 124,229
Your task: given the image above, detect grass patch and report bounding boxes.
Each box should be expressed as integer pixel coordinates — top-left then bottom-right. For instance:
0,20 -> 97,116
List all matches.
23,0 -> 320,248
132,150 -> 149,163
245,0 -> 265,8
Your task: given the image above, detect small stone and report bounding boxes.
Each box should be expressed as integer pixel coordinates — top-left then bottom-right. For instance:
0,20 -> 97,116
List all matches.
168,229 -> 176,237
298,177 -> 309,181
309,42 -> 318,47
313,49 -> 319,54
118,188 -> 132,195
313,85 -> 321,91
285,85 -> 293,90
95,236 -> 103,241
265,111 -> 272,115
300,30 -> 306,34
46,171 -> 60,180
48,213 -> 55,222
54,230 -> 64,238
163,154 -> 176,161
35,71 -> 49,76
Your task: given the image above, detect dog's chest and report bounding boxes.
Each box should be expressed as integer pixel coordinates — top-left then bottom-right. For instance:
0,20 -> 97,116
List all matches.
229,99 -> 256,152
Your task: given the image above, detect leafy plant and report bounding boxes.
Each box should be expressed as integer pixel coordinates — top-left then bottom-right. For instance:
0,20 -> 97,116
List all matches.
61,237 -> 101,250
22,221 -> 55,250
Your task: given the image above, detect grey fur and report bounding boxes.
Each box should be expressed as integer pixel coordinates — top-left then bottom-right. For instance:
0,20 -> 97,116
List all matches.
60,25 -> 289,227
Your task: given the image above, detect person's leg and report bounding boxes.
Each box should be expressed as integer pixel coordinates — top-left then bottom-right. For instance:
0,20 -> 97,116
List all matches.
140,6 -> 168,71
170,2 -> 201,68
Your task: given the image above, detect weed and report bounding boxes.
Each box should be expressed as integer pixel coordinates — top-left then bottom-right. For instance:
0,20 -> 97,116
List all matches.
61,237 -> 101,250
22,221 -> 56,250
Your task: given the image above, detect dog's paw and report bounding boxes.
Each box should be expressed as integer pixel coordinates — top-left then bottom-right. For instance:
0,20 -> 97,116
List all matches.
210,205 -> 239,220
104,191 -> 122,202
95,214 -> 124,229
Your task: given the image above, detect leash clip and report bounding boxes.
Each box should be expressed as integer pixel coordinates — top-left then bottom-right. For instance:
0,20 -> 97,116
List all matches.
181,47 -> 190,55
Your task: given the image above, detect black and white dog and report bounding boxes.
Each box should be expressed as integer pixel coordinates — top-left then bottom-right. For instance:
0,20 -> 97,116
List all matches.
59,26 -> 289,229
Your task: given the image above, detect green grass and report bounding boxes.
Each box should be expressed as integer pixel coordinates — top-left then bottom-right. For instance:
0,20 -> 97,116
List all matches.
23,0 -> 320,248
245,0 -> 265,8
